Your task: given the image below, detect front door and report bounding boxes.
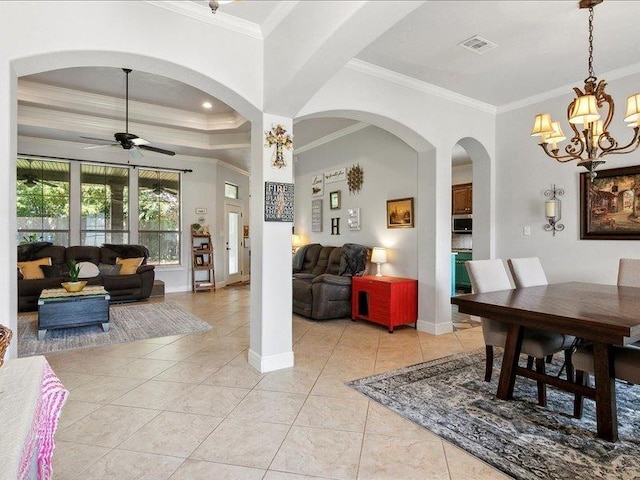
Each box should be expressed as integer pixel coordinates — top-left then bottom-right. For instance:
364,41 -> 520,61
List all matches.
225,203 -> 243,284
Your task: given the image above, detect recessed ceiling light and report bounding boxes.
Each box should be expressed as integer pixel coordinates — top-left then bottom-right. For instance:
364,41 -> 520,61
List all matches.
202,101 -> 213,109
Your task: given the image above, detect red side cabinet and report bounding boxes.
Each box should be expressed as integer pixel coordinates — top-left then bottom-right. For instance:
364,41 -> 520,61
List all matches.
351,275 -> 418,333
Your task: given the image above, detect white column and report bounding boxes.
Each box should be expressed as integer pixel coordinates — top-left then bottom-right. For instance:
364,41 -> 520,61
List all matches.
1,62 -> 18,359
416,148 -> 453,335
248,114 -> 294,372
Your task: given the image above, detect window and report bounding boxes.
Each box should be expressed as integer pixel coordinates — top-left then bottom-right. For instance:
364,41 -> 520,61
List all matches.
138,169 -> 180,265
17,158 -> 70,245
225,182 -> 239,199
81,164 -> 129,246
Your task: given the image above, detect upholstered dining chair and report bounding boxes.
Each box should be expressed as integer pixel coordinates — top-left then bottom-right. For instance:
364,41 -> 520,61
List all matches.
507,257 -> 548,289
508,256 -> 576,380
573,257 -> 640,418
573,345 -> 640,418
617,258 -> 640,287
466,259 -> 575,406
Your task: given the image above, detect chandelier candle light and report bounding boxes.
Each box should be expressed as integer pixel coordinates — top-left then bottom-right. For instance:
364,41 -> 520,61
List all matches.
531,0 -> 640,180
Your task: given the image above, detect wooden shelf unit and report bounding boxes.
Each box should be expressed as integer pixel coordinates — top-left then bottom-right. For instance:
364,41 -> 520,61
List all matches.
351,275 -> 418,333
191,232 -> 216,292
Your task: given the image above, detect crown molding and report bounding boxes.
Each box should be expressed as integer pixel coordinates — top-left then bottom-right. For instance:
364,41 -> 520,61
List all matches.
294,122 -> 369,154
18,81 -> 247,131
145,1 -> 263,39
497,61 -> 640,114
346,59 -> 497,115
262,1 -> 299,38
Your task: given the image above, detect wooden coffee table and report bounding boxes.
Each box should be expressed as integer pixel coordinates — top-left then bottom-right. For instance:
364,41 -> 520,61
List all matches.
37,286 -> 110,340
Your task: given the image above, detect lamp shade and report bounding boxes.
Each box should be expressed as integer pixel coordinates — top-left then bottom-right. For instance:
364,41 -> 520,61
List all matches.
291,234 -> 302,247
624,93 -> 640,124
569,95 -> 600,124
531,113 -> 554,137
371,247 -> 387,264
544,121 -> 566,147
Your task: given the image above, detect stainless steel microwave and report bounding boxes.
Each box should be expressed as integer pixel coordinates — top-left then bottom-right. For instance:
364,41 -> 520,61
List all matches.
452,214 -> 472,233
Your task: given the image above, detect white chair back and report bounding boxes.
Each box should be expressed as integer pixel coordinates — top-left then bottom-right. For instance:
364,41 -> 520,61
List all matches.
465,259 -> 512,293
618,258 -> 640,287
507,257 -> 548,288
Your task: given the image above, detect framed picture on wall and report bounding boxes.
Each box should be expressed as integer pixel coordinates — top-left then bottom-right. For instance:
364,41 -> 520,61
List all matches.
330,190 -> 341,210
387,197 -> 414,228
580,165 -> 640,239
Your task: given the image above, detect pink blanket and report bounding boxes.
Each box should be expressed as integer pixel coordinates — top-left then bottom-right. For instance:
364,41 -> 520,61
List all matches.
18,360 -> 68,480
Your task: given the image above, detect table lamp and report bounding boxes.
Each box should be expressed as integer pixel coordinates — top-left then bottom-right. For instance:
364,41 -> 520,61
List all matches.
371,247 -> 387,277
291,234 -> 302,254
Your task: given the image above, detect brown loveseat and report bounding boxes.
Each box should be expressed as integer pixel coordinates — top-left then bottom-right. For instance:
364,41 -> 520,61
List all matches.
18,243 -> 155,311
292,243 -> 370,320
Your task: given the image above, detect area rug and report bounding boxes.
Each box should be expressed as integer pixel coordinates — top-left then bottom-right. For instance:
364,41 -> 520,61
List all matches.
18,301 -> 212,357
348,350 -> 640,480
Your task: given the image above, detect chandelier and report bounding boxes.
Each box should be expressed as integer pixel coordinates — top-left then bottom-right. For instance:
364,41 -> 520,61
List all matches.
531,0 -> 640,180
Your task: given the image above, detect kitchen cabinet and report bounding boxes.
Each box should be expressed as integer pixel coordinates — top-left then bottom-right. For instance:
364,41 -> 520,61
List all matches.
454,251 -> 472,292
452,183 -> 472,215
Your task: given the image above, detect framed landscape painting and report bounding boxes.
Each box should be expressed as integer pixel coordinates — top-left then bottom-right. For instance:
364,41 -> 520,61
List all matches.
580,165 -> 640,240
387,197 -> 414,228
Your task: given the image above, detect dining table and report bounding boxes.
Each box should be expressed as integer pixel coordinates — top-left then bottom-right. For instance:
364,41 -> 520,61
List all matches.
451,281 -> 640,442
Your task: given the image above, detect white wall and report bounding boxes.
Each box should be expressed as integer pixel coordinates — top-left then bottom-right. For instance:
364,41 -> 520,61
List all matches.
496,71 -> 640,285
452,164 -> 472,185
295,125 -> 418,278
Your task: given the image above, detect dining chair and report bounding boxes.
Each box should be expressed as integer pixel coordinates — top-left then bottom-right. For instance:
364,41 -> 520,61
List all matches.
617,258 -> 640,287
466,259 -> 574,406
507,257 -> 548,288
508,256 -> 575,380
573,257 -> 640,418
573,345 -> 640,418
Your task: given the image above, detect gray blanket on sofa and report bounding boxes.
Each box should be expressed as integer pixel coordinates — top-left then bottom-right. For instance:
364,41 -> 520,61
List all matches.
339,243 -> 371,277
293,243 -> 319,271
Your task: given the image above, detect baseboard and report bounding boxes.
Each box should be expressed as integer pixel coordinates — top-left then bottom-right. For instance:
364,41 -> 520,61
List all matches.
248,349 -> 294,373
417,319 -> 453,335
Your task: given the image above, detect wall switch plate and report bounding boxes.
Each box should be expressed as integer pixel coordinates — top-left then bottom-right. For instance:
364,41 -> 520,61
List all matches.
523,226 -> 531,236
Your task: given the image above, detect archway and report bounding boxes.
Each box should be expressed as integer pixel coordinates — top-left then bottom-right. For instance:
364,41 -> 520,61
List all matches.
4,51 -> 262,359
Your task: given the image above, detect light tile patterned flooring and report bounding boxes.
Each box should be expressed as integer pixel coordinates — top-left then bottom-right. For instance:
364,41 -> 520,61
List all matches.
47,287 -> 509,480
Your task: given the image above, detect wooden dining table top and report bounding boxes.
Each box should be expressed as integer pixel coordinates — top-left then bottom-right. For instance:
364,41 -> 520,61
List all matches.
451,282 -> 640,345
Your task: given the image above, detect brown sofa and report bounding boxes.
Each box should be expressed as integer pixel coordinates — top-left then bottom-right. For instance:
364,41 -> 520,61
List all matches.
292,243 -> 370,320
18,243 -> 155,311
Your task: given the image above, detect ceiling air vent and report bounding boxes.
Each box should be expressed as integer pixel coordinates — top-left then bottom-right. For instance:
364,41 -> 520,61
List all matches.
458,35 -> 498,54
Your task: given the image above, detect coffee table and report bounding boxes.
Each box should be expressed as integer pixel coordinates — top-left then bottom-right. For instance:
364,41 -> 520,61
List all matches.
37,286 -> 110,340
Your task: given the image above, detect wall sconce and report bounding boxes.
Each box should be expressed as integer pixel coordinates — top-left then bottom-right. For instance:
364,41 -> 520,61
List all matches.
544,185 -> 565,236
371,247 -> 388,277
291,234 -> 302,254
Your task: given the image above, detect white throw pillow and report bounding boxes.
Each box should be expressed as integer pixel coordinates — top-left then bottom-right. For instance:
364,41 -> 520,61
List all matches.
77,261 -> 100,278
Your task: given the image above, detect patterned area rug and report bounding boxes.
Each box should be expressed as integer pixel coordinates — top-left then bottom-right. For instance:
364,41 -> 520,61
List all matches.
18,301 -> 211,357
348,350 -> 640,479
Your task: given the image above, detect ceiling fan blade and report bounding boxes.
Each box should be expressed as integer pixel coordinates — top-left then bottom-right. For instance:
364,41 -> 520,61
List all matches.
131,137 -> 150,146
138,145 -> 176,156
80,136 -> 117,143
128,146 -> 144,160
83,144 -> 119,150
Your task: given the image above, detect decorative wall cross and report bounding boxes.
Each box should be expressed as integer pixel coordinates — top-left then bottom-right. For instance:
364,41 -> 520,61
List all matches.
264,124 -> 293,169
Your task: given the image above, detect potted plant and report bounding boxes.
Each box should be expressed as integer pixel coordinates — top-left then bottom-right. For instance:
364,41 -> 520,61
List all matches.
62,260 -> 87,292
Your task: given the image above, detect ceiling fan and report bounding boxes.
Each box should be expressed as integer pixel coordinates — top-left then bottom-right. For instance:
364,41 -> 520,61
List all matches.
80,68 -> 176,158
18,160 -> 56,188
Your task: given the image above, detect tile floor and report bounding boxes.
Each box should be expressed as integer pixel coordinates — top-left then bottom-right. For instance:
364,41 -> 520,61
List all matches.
47,286 -> 510,480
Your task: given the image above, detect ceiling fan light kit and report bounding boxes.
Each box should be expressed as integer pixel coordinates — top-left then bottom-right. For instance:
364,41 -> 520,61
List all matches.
531,0 -> 640,180
80,68 -> 176,158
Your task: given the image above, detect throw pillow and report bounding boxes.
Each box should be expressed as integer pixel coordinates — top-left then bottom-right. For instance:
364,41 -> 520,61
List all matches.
98,263 -> 121,276
117,257 -> 143,275
40,264 -> 70,279
17,257 -> 51,280
77,261 -> 100,278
